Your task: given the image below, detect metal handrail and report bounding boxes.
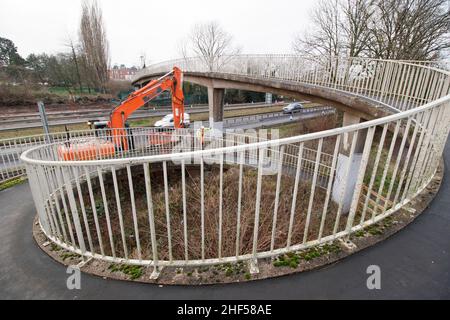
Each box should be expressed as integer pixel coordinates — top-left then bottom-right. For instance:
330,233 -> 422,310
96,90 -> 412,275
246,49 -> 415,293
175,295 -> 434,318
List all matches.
21,95 -> 449,166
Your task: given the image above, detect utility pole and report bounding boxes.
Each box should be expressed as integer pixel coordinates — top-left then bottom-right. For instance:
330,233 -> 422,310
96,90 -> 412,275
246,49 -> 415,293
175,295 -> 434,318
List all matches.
37,101 -> 51,143
140,54 -> 146,69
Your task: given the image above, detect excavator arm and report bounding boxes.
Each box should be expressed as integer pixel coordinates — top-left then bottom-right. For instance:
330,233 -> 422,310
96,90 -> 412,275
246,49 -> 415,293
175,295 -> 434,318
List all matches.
109,66 -> 185,149
110,66 -> 184,129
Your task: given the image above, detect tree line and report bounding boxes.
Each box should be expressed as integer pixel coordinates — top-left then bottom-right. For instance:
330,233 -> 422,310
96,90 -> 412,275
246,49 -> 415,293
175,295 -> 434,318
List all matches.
1,0 -> 448,101
175,0 -> 448,74
0,0 -> 110,95
293,0 -> 450,60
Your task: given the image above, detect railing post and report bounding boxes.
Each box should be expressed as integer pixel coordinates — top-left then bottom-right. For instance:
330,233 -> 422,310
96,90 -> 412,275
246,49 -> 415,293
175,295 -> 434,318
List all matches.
37,101 -> 52,144
250,148 -> 264,274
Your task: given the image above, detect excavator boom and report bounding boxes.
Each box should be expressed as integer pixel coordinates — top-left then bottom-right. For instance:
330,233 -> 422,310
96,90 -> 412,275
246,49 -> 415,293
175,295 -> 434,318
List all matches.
110,67 -> 184,129
109,67 -> 185,149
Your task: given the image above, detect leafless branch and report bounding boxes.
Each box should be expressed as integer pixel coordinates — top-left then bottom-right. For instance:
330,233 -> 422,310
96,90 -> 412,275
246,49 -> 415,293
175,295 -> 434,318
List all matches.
79,0 -> 110,92
183,21 -> 241,71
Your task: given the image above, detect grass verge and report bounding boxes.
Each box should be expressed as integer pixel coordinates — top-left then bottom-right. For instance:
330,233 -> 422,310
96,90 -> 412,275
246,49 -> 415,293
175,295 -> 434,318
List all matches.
0,177 -> 26,191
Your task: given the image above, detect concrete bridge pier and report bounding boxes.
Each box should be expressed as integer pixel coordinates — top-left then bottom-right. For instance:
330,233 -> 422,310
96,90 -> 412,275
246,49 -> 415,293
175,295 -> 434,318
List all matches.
332,112 -> 367,214
208,87 -> 224,129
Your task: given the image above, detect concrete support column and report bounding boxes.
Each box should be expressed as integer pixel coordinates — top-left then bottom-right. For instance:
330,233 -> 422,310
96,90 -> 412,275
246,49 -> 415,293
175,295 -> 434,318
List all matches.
342,112 -> 362,152
208,87 -> 224,129
332,112 -> 366,214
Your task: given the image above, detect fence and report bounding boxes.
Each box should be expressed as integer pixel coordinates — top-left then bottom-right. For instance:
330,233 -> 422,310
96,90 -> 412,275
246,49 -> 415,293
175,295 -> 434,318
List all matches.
20,55 -> 450,274
0,128 -> 181,183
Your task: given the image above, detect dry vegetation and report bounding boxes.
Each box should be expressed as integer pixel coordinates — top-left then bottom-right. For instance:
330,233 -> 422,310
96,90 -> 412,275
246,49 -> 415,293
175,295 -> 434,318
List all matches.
0,84 -> 113,107
62,164 -> 346,261
274,113 -> 341,155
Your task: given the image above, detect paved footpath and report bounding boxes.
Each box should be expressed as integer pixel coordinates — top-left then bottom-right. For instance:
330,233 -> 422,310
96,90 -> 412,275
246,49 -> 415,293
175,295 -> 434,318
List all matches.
1,138 -> 449,299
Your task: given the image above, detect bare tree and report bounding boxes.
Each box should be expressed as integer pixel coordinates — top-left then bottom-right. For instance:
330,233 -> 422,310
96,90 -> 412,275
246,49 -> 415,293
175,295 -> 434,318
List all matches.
65,36 -> 83,93
293,0 -> 449,61
183,21 -> 240,71
367,0 -> 450,60
293,0 -> 344,57
293,0 -> 374,58
341,0 -> 374,57
177,38 -> 190,61
79,0 -> 110,92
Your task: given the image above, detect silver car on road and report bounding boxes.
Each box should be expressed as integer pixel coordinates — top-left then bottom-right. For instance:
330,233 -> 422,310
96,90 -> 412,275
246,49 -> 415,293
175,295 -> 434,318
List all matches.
283,102 -> 304,114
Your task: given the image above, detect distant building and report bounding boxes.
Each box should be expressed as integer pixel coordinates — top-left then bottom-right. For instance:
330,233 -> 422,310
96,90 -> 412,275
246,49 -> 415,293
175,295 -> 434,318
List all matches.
109,64 -> 138,81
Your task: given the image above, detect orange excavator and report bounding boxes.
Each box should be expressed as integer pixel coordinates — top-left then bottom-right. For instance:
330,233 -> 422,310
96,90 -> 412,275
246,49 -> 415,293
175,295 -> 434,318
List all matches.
58,67 -> 185,161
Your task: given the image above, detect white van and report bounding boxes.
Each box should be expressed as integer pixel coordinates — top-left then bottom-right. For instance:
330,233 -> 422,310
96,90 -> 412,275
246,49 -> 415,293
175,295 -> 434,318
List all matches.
154,113 -> 191,128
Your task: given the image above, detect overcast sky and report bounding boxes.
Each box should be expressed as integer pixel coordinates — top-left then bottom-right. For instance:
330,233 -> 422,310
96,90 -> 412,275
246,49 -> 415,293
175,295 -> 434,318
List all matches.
0,0 -> 316,67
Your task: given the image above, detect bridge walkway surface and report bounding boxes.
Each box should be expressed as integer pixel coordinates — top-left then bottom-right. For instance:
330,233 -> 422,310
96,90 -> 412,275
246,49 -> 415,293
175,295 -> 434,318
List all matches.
0,137 -> 449,299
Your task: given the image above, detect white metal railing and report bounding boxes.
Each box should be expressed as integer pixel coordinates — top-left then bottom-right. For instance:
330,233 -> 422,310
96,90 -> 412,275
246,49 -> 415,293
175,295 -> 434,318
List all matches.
20,55 -> 450,273
0,106 -> 334,184
0,128 -> 178,183
135,55 -> 450,112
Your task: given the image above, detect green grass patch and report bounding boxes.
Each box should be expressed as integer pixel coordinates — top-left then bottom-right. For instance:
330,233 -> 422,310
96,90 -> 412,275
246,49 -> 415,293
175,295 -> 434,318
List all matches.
352,217 -> 395,239
383,216 -> 394,228
366,224 -> 383,236
48,86 -> 100,96
273,252 -> 301,268
214,261 -> 246,277
0,177 -> 26,191
50,243 -> 63,252
60,252 -> 81,261
108,263 -> 144,280
354,230 -> 366,238
273,243 -> 341,268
